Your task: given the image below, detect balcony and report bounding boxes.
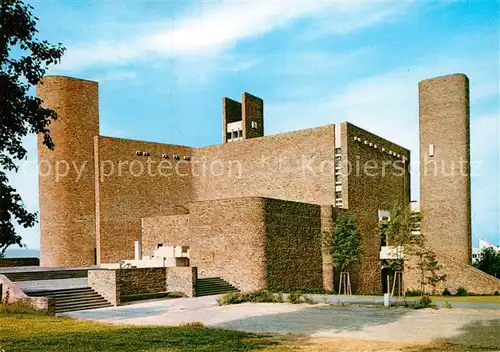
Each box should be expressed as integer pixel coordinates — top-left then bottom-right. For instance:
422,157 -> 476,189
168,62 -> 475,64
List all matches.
380,246 -> 405,260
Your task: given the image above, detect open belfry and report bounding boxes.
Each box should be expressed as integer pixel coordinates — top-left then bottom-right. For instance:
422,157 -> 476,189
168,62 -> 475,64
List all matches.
37,74 -> 499,294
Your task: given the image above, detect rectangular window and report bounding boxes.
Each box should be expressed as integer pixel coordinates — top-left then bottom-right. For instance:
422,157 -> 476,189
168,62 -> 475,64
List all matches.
232,131 -> 238,138
429,144 -> 434,157
239,129 -> 243,138
226,132 -> 232,140
157,243 -> 163,248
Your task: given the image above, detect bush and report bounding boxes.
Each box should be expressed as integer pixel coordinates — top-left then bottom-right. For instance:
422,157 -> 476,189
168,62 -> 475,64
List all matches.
414,295 -> 437,309
455,287 -> 468,296
0,300 -> 49,315
217,292 -> 246,305
494,291 -> 499,296
442,288 -> 451,296
444,301 -> 452,309
179,322 -> 204,327
405,289 -> 423,297
217,290 -> 285,306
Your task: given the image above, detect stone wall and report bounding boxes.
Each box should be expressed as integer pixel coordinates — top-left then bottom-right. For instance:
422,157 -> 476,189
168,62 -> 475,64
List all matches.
0,258 -> 39,267
142,214 -> 190,257
419,74 -> 471,265
37,76 -> 99,267
192,125 -> 336,206
89,267 -> 197,304
166,267 -> 197,297
94,136 -> 192,264
264,198 -> 323,291
342,122 -> 411,294
189,197 -> 268,292
116,267 -> 167,297
88,269 -> 118,305
405,250 -> 500,295
0,274 -> 51,311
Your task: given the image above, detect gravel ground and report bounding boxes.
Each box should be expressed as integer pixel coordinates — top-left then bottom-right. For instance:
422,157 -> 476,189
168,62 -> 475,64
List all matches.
64,296 -> 500,349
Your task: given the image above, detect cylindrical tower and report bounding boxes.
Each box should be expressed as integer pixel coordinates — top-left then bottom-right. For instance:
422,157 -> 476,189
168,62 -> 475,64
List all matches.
37,76 -> 99,267
419,73 -> 471,264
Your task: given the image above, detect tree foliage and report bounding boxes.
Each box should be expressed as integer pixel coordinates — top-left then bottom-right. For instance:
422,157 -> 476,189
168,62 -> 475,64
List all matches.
0,0 -> 64,254
325,211 -> 363,273
473,247 -> 500,278
380,202 -> 423,271
414,247 -> 446,295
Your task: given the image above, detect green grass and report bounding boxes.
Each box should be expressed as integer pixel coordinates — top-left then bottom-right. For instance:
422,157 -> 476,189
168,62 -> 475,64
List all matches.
0,313 -> 289,352
431,296 -> 500,303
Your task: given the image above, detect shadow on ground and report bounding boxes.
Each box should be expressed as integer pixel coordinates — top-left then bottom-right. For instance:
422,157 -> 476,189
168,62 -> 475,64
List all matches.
215,306 -> 410,335
403,319 -> 500,352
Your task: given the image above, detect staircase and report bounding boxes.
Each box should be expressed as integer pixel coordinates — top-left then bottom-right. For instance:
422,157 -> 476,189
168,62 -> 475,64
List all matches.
196,277 -> 239,297
25,287 -> 112,313
3,270 -> 88,282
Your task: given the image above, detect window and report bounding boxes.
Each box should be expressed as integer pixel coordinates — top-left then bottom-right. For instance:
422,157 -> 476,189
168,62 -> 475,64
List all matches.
335,191 -> 342,199
251,121 -> 258,129
429,144 -> 435,157
226,132 -> 232,140
157,243 -> 163,248
232,131 -> 238,138
239,130 -> 243,138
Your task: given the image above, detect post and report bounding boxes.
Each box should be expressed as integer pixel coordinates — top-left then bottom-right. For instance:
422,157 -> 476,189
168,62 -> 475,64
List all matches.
134,240 -> 142,261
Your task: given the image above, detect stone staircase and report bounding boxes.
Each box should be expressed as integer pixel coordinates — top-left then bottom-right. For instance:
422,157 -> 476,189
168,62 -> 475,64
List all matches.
196,277 -> 239,297
3,269 -> 88,282
25,287 -> 112,313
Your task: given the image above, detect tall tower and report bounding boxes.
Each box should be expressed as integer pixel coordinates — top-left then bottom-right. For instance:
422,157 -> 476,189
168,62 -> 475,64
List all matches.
223,92 -> 263,143
37,76 -> 99,267
419,73 -> 471,264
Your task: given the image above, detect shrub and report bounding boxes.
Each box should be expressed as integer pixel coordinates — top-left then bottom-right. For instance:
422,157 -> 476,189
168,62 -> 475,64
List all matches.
179,322 -> 204,327
442,288 -> 451,296
414,295 -> 437,309
455,287 -> 468,296
287,291 -> 303,304
444,301 -> 452,309
217,292 -> 246,305
405,289 -> 423,297
217,290 -> 286,306
494,291 -> 499,296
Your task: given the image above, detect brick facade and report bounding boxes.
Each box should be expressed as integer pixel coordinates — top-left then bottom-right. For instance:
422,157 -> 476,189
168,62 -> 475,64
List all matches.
38,75 -> 412,294
419,74 -> 472,265
38,76 -> 99,267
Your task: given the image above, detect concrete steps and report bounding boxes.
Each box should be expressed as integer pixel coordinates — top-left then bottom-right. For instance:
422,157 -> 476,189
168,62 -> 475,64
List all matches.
4,270 -> 88,282
25,287 -> 112,313
196,277 -> 238,297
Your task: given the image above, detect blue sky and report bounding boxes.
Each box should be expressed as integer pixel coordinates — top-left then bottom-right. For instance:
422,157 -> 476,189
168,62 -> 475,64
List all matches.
8,0 -> 500,253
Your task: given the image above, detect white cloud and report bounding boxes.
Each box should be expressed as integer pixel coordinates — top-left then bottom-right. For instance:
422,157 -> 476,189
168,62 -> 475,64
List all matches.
55,0 -> 416,72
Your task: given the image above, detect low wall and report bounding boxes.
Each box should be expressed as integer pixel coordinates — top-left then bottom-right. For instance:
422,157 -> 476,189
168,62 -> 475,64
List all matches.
117,267 -> 167,296
166,267 -> 197,297
88,269 -> 118,305
405,250 -> 500,294
88,267 -> 197,305
0,257 -> 40,267
0,274 -> 51,311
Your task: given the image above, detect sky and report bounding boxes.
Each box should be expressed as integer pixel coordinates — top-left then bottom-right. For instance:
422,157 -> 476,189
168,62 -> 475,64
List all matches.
7,0 -> 500,254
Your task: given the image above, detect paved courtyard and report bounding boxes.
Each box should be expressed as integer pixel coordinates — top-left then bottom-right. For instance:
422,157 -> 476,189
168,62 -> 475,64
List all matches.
65,296 -> 500,349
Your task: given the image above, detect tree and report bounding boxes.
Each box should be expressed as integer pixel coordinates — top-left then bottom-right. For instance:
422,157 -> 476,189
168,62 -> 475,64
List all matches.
0,0 -> 65,254
414,247 -> 446,295
324,212 -> 362,294
474,247 -> 500,278
382,202 -> 423,272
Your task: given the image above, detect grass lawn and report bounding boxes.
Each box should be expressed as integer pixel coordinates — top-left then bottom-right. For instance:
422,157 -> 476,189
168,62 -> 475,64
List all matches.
431,296 -> 500,303
0,313 -> 290,352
